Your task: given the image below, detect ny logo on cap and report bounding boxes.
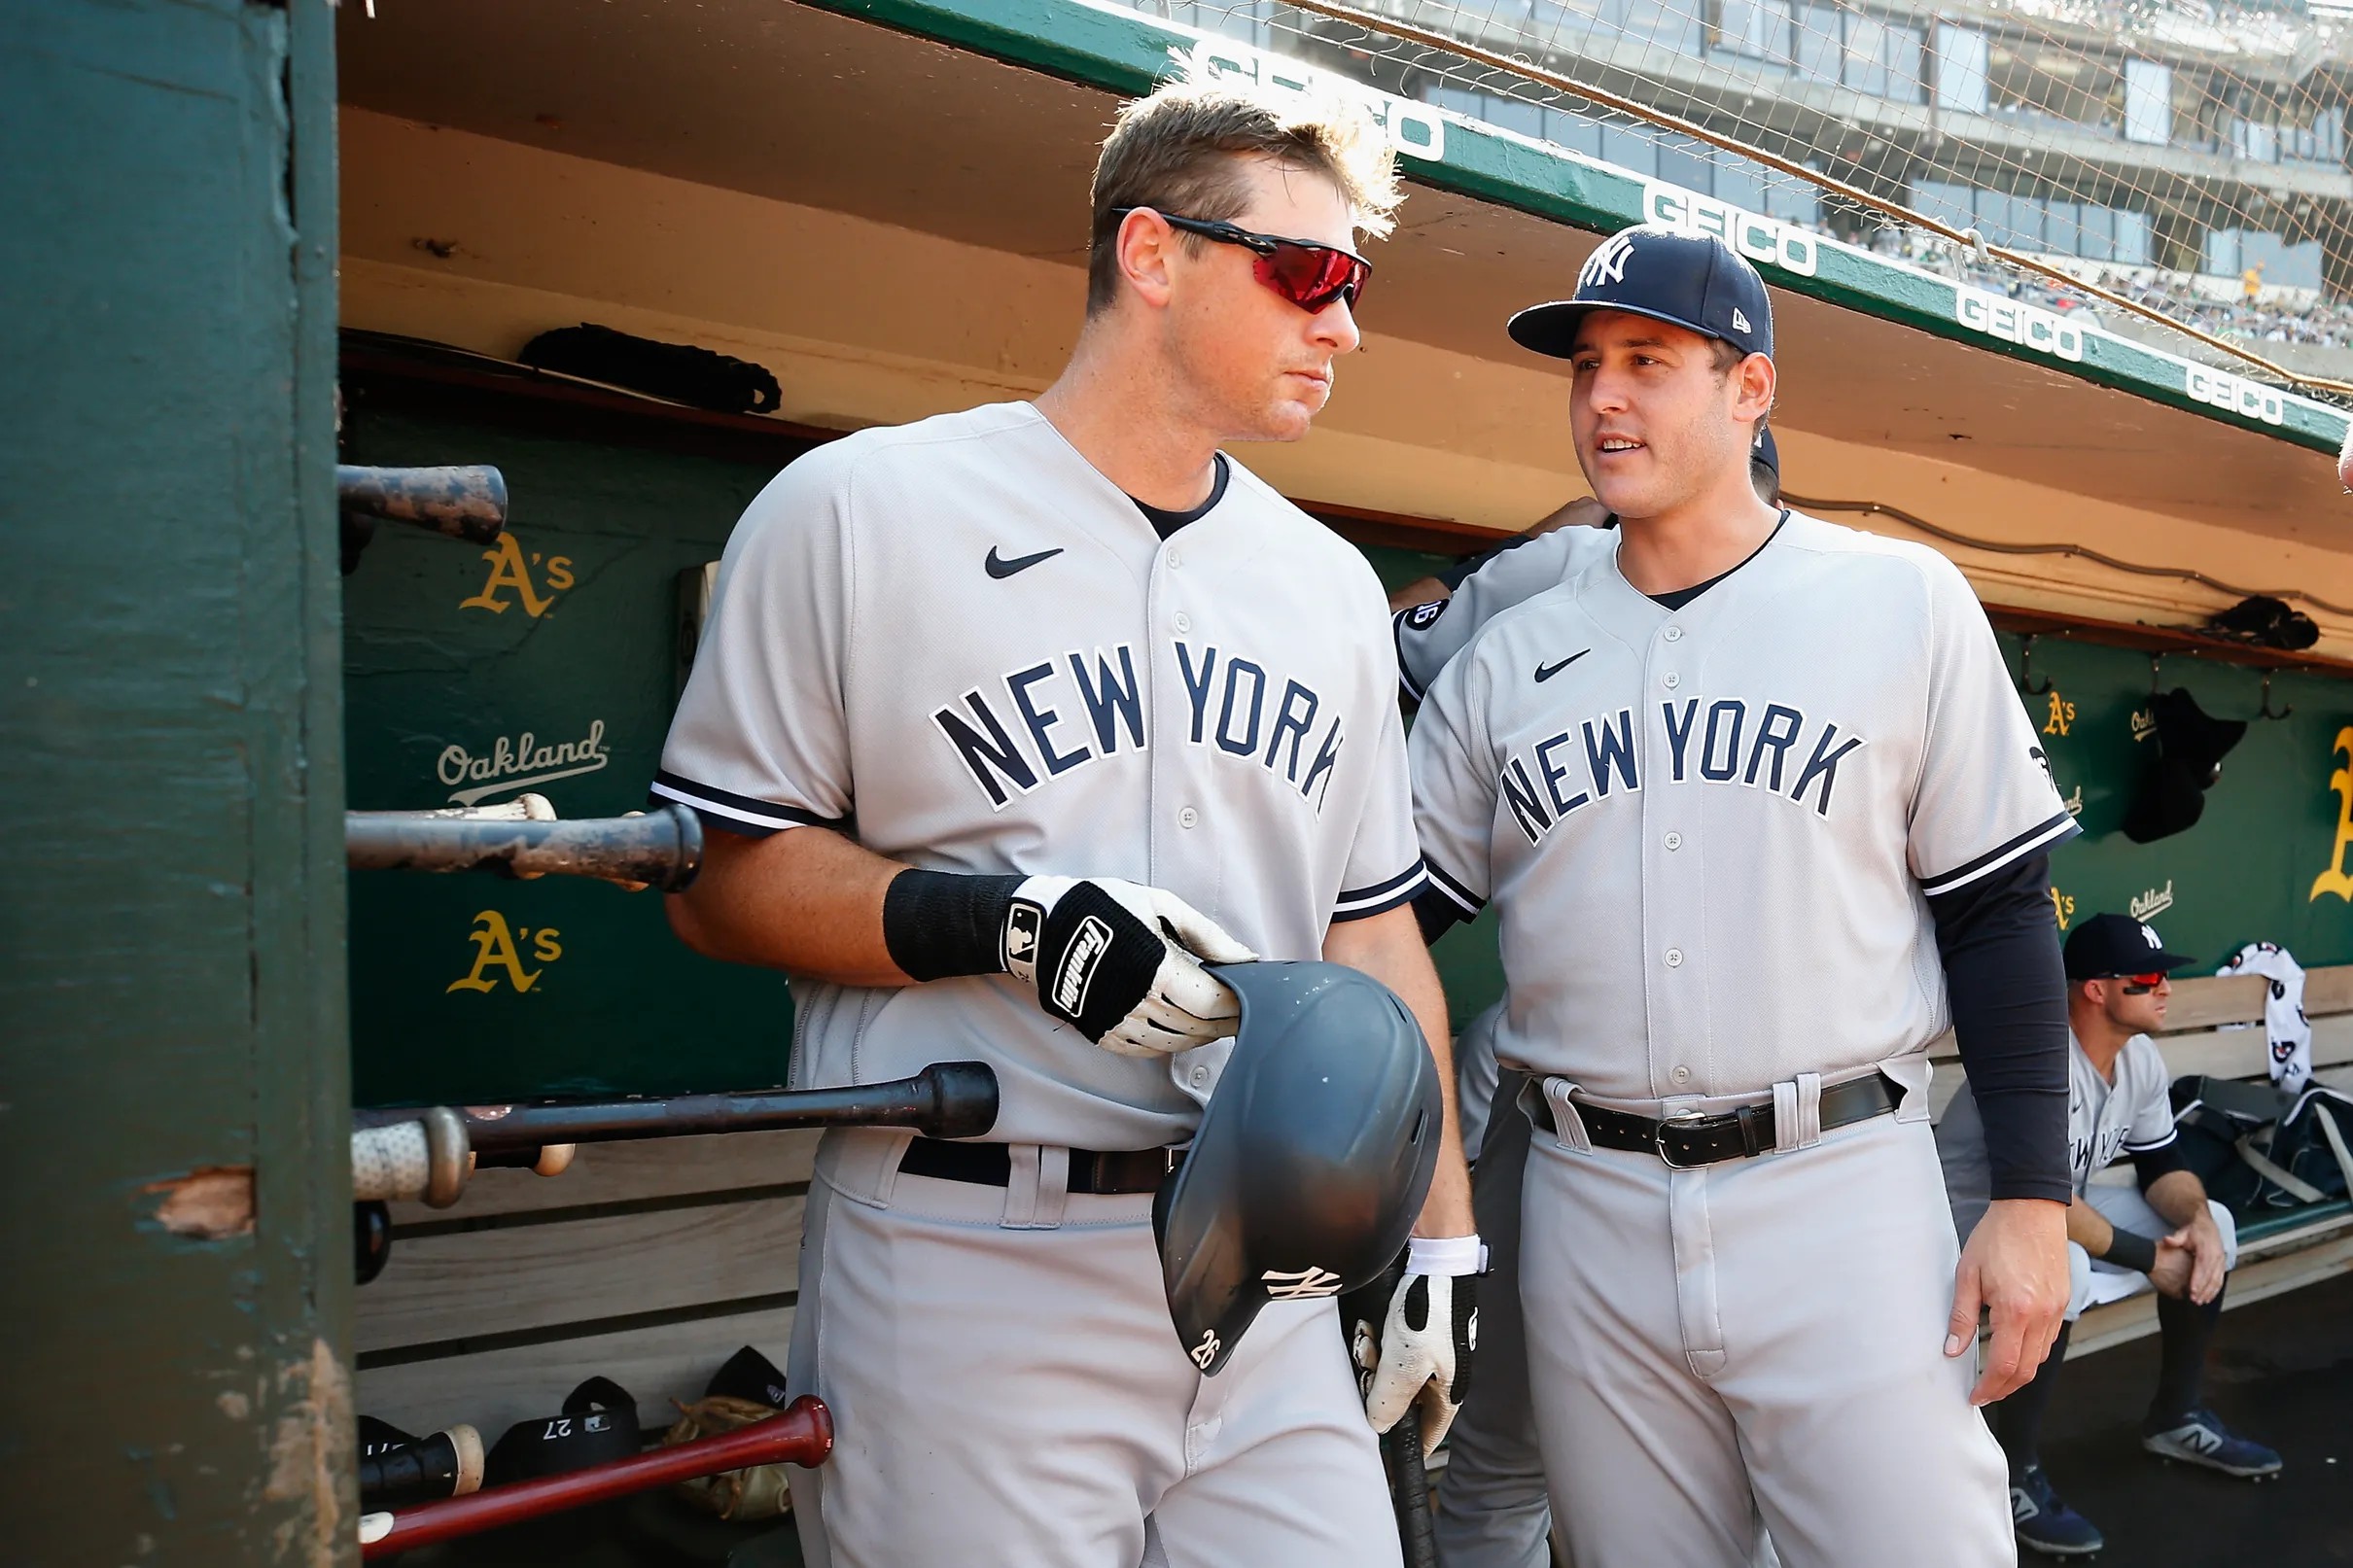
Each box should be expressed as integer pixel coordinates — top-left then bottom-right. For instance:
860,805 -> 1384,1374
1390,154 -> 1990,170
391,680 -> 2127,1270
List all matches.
2141,924 -> 2162,948
1579,231 -> 1635,291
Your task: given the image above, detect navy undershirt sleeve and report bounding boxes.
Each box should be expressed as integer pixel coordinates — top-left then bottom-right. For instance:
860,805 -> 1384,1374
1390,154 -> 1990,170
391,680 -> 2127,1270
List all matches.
2131,1139 -> 2190,1189
1928,851 -> 2073,1203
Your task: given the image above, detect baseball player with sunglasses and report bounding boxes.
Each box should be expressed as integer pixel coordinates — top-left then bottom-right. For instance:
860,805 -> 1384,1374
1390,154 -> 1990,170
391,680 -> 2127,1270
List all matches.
1407,225 -> 2077,1566
1942,913 -> 2282,1558
654,69 -> 1477,1568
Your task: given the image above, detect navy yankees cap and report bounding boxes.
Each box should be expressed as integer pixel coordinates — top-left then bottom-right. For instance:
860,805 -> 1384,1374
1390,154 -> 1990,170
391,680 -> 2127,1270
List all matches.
2062,913 -> 2194,981
1509,225 -> 1774,363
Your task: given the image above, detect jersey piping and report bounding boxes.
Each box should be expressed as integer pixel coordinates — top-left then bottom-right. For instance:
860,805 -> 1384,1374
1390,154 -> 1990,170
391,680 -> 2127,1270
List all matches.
650,769 -> 848,835
1917,808 -> 2081,897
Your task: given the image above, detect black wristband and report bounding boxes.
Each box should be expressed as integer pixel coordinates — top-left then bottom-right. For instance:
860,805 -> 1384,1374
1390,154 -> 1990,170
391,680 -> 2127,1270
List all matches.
882,870 -> 1025,982
2101,1227 -> 2160,1275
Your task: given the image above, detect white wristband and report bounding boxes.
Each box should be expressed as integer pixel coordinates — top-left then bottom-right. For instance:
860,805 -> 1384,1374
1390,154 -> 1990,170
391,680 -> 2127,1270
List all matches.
1407,1234 -> 1487,1276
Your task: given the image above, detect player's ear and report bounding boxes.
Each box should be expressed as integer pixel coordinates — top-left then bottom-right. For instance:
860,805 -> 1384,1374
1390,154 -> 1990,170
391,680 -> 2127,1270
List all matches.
1115,208 -> 1179,311
1733,353 -> 1775,424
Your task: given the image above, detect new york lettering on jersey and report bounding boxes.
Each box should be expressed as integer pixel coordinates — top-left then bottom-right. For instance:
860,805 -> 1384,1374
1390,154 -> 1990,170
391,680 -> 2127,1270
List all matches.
931,639 -> 1349,814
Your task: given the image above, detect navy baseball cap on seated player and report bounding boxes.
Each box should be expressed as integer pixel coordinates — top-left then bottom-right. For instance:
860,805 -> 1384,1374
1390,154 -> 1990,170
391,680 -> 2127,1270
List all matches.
1508,225 -> 1774,363
2062,913 -> 2194,981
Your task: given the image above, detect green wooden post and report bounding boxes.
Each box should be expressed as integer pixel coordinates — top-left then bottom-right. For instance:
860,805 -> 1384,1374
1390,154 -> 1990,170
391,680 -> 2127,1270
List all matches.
0,1 -> 351,1561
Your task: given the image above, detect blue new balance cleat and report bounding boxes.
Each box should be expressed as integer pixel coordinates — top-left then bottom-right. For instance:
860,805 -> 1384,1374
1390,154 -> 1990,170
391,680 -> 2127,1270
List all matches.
2011,1465 -> 2105,1558
2142,1409 -> 2284,1479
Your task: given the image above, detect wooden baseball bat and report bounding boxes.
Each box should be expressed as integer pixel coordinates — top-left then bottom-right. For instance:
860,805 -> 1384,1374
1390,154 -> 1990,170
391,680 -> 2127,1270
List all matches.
350,1063 -> 1001,1206
336,464 -> 508,543
358,1397 -> 830,1558
344,804 -> 702,891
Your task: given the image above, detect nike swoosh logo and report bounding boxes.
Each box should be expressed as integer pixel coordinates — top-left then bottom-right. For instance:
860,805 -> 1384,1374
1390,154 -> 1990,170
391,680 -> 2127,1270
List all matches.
1534,650 -> 1590,682
985,545 -> 1064,578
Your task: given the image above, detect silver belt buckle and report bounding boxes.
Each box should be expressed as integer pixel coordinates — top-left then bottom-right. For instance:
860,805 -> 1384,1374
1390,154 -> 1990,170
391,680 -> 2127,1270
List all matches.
1654,1109 -> 1708,1170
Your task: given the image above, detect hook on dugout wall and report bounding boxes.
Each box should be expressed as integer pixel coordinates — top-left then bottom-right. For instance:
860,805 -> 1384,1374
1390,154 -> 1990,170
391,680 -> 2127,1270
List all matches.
2256,671 -> 2294,721
2017,635 -> 2055,696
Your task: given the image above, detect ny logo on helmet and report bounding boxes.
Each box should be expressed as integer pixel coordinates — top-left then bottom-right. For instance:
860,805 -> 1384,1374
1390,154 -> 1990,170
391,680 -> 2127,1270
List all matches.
1579,231 -> 1635,291
1261,1265 -> 1345,1300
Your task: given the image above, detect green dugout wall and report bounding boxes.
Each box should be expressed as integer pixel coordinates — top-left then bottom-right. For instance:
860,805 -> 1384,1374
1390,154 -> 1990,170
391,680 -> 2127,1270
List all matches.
343,364 -> 2353,1105
1,0 -> 351,1560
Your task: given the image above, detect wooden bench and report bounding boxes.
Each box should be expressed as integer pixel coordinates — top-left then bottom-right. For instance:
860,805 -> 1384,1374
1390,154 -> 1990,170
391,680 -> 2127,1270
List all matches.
1930,963 -> 2353,1360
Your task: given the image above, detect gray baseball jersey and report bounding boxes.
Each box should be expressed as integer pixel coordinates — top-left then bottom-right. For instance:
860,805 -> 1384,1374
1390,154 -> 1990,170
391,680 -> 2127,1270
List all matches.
655,401 -> 1425,1149
1393,524 -> 1620,699
1940,1029 -> 2177,1230
1409,510 -> 2078,1100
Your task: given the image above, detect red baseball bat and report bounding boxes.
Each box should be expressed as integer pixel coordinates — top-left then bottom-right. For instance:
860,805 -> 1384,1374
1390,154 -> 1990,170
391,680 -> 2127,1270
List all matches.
359,1396 -> 831,1558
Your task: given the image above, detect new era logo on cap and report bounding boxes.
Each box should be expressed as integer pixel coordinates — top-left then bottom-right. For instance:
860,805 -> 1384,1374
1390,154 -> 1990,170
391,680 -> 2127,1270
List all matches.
1508,224 -> 1774,364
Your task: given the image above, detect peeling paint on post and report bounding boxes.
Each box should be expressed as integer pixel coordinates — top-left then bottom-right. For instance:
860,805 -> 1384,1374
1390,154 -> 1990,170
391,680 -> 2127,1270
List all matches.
0,0 -> 350,1559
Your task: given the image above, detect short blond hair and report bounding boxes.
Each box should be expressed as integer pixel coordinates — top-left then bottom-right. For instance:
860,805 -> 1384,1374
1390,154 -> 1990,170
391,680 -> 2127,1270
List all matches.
1086,62 -> 1402,314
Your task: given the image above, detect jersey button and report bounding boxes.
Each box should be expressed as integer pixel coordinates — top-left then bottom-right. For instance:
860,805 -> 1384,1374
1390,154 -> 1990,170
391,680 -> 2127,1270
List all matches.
1665,831 -> 1683,851
1177,807 -> 1199,828
1669,1065 -> 1692,1085
1174,611 -> 1193,634
1665,947 -> 1684,967
1663,672 -> 1680,689
1664,626 -> 1683,643
1166,548 -> 1183,570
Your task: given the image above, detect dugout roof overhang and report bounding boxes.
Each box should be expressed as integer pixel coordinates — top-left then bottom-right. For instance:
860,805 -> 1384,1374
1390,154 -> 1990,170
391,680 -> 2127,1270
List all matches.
338,0 -> 2353,551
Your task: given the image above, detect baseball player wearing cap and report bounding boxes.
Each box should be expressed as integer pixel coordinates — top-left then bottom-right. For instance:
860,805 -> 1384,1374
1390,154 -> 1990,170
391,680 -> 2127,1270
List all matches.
1390,435 -> 1783,1568
654,71 -> 1477,1568
1941,913 -> 2282,1558
1407,225 -> 2078,1566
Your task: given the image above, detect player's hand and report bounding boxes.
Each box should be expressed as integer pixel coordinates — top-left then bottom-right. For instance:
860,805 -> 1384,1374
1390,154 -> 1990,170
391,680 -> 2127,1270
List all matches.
2181,1212 -> 2229,1305
1947,1198 -> 2068,1407
2146,1233 -> 2195,1299
1003,877 -> 1255,1057
1355,1255 -> 1480,1457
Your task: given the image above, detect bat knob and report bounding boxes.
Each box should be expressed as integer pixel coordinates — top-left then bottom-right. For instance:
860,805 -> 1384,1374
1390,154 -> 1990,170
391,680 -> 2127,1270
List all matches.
922,1062 -> 1001,1140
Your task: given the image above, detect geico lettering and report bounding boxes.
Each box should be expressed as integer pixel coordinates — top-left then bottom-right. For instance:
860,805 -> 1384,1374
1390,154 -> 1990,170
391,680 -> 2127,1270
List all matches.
2184,366 -> 2286,426
1643,184 -> 1818,277
1181,40 -> 1443,159
1954,286 -> 2085,363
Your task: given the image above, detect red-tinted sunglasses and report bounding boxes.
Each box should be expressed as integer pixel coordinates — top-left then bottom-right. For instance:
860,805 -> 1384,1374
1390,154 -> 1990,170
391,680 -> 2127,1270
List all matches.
2110,972 -> 2169,993
1115,208 -> 1372,314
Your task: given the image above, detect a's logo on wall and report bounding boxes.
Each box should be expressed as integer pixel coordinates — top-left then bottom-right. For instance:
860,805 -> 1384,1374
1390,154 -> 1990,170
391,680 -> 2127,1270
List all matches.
446,910 -> 563,995
438,719 -> 610,806
2042,690 -> 2076,737
2309,727 -> 2353,903
2049,886 -> 2077,930
2130,880 -> 2175,922
2129,707 -> 2160,743
460,535 -> 575,618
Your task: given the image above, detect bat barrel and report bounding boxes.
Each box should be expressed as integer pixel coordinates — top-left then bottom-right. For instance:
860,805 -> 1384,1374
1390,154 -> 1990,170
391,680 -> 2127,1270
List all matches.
459,1062 -> 1001,1154
360,1397 -> 830,1558
344,806 -> 703,891
336,464 -> 509,543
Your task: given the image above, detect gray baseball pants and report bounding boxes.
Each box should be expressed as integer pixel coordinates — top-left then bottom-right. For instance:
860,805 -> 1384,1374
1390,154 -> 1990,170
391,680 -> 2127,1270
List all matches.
1519,1075 -> 2015,1568
786,1127 -> 1402,1568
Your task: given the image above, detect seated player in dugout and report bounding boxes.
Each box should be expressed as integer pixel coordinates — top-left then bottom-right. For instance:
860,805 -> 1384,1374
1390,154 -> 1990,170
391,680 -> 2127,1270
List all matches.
1406,225 -> 2077,1568
1940,913 -> 2283,1561
1385,428 -> 1781,1568
650,62 -> 1480,1568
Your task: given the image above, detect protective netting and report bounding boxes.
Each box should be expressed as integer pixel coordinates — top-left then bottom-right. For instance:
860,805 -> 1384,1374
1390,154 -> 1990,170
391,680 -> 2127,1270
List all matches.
1112,0 -> 2353,397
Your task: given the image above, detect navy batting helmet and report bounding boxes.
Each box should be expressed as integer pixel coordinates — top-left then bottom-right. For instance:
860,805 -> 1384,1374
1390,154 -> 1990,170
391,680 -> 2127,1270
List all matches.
1153,960 -> 1442,1376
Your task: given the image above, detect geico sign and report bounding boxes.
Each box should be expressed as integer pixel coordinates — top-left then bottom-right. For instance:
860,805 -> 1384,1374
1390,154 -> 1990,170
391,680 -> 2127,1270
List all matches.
1642,185 -> 1819,278
1954,285 -> 2086,364
1179,40 -> 1444,161
2184,366 -> 2287,427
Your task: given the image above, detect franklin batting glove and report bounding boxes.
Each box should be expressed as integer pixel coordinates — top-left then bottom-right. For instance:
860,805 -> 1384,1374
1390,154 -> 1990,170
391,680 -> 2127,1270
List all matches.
1003,876 -> 1255,1057
1358,1238 -> 1483,1457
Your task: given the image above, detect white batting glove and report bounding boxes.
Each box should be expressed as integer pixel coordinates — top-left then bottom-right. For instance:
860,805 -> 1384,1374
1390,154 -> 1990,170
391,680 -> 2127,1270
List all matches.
1354,1237 -> 1484,1457
1003,876 -> 1255,1058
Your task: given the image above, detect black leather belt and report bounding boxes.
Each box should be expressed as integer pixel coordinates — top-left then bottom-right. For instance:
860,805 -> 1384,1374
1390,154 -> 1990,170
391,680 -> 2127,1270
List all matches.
1529,1073 -> 1900,1168
897,1136 -> 1182,1196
